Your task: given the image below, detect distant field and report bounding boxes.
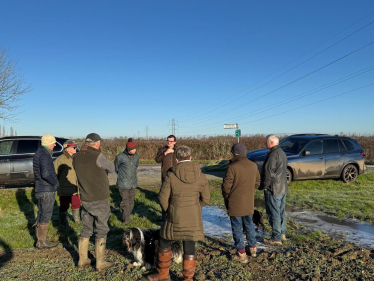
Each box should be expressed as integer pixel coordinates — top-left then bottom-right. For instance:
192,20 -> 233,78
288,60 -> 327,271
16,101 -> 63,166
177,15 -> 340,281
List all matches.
74,134 -> 374,161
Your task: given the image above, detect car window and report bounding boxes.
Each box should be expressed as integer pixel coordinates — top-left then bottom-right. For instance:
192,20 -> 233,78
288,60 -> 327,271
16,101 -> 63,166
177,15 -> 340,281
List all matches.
304,140 -> 323,155
16,139 -> 40,154
0,141 -> 14,155
53,142 -> 63,153
280,137 -> 309,153
343,140 -> 355,151
324,139 -> 344,154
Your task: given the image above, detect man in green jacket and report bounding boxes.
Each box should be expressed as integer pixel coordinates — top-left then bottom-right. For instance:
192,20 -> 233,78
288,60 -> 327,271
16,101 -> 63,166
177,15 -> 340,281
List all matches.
114,138 -> 139,223
73,133 -> 115,272
54,140 -> 80,227
222,143 -> 261,264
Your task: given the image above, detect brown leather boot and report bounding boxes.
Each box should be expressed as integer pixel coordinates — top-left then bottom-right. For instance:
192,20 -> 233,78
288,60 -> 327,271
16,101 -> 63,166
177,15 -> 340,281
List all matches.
147,247 -> 172,281
35,223 -> 58,249
95,238 -> 114,272
183,255 -> 197,281
77,237 -> 91,269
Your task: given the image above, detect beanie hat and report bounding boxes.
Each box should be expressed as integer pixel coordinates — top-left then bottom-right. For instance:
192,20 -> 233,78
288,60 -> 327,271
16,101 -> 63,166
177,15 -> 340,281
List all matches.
126,138 -> 136,150
41,134 -> 56,146
231,143 -> 247,155
85,133 -> 102,143
63,140 -> 77,149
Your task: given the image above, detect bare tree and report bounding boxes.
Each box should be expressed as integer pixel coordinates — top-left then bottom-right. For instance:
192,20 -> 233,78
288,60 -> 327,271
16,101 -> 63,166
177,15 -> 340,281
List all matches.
0,47 -> 31,121
2,126 -> 5,137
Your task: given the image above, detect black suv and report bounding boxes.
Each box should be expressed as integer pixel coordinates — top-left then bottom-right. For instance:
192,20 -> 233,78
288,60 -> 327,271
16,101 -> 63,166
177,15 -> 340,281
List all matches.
0,136 -> 68,186
246,134 -> 366,183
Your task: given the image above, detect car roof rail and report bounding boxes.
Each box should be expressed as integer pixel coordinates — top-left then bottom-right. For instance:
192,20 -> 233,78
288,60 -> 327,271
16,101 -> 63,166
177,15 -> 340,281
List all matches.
289,133 -> 328,137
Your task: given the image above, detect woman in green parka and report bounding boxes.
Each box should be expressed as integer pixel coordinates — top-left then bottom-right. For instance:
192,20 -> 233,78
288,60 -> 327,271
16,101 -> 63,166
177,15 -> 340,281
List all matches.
147,145 -> 210,281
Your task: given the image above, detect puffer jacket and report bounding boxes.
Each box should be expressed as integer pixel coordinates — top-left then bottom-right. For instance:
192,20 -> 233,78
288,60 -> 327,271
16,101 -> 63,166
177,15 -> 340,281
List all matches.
54,151 -> 78,196
159,161 -> 210,241
261,145 -> 288,195
222,155 -> 261,217
114,150 -> 139,189
33,146 -> 58,193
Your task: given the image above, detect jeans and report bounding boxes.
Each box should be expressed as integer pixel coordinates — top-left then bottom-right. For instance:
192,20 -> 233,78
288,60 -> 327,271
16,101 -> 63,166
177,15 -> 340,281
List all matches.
35,192 -> 56,224
119,188 -> 136,223
230,215 -> 257,250
59,194 -> 81,212
264,190 -> 287,242
80,199 -> 110,239
160,237 -> 195,255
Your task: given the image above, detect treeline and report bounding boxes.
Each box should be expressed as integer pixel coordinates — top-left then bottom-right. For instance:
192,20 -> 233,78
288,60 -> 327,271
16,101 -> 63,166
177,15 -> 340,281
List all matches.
75,134 -> 374,161
0,125 -> 17,137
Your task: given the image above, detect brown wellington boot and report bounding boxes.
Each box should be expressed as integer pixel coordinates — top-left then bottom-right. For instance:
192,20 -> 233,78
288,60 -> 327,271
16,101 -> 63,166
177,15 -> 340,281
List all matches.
183,255 -> 197,281
77,237 -> 91,269
147,247 -> 172,281
95,238 -> 114,272
35,223 -> 58,249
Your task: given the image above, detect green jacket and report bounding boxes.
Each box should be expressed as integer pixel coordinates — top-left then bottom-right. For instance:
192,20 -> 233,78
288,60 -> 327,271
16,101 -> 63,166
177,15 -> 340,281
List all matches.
159,161 -> 210,241
114,150 -> 139,189
54,151 -> 78,196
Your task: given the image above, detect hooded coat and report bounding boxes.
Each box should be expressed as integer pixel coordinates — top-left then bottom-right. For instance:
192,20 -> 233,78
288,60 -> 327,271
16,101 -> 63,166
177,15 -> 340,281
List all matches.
159,161 -> 210,241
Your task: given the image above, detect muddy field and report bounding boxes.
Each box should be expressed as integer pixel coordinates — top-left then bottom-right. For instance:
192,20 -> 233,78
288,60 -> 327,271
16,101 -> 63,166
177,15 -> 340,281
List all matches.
0,165 -> 373,280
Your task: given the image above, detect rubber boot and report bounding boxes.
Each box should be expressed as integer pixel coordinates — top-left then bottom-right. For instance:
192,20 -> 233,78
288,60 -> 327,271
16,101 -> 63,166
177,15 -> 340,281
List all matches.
72,208 -> 80,222
183,255 -> 197,281
147,247 -> 172,281
77,237 -> 91,269
35,223 -> 58,249
95,238 -> 114,272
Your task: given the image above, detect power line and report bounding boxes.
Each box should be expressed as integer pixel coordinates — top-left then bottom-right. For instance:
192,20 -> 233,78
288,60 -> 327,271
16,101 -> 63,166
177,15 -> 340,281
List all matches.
180,65 -> 374,130
178,12 -> 374,124
178,82 -> 374,135
182,40 -> 374,126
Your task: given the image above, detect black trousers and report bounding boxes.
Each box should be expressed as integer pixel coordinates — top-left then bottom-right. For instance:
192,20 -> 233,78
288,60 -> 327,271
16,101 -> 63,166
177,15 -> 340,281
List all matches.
119,188 -> 136,223
159,237 -> 195,255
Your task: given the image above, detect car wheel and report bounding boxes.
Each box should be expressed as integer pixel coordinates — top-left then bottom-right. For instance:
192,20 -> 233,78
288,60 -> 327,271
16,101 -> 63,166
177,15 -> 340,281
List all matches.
286,168 -> 292,185
341,164 -> 358,183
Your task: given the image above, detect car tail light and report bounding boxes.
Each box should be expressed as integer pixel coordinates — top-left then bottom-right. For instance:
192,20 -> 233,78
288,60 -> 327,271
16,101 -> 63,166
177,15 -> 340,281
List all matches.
360,151 -> 366,157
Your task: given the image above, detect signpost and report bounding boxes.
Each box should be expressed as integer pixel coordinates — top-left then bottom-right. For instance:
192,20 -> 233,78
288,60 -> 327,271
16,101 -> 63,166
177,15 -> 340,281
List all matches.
224,124 -> 241,143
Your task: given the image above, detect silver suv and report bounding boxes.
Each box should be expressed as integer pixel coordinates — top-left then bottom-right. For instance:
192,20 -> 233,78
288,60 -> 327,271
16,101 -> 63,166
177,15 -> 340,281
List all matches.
0,136 -> 68,186
246,134 -> 366,183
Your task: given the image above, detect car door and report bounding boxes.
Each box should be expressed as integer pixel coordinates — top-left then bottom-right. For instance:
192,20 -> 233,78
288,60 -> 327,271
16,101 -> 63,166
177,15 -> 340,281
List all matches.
10,139 -> 40,184
0,140 -> 16,185
323,139 -> 348,178
297,139 -> 325,179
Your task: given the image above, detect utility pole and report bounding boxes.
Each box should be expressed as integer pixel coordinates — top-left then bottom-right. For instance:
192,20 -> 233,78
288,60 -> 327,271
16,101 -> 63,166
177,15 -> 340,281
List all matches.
145,126 -> 149,139
169,118 -> 178,135
138,130 -> 139,138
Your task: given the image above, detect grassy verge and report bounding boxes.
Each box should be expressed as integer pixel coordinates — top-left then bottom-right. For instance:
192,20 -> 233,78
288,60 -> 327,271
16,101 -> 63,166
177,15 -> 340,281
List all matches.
0,178 -> 374,280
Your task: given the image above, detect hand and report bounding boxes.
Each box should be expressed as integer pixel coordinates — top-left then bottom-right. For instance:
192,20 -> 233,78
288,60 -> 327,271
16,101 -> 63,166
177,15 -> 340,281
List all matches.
165,148 -> 174,155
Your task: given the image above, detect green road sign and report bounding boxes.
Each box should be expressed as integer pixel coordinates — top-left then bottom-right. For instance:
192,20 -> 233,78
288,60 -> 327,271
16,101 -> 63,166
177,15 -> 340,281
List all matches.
235,129 -> 241,137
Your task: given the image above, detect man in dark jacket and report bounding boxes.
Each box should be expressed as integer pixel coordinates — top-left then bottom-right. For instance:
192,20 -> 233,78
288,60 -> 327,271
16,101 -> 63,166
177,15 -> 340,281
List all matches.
155,135 -> 177,221
222,143 -> 261,264
73,133 -> 115,272
114,138 -> 139,223
261,134 -> 288,246
33,134 -> 59,249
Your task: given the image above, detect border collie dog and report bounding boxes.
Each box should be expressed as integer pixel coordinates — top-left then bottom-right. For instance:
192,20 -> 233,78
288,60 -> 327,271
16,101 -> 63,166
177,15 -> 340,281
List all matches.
123,228 -> 183,270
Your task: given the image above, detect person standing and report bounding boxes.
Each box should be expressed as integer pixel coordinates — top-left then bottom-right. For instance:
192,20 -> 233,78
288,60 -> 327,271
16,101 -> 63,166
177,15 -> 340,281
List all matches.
155,135 -> 177,221
222,143 -> 261,264
147,146 -> 210,281
33,134 -> 59,249
73,133 -> 115,272
54,140 -> 80,227
261,134 -> 288,246
114,138 -> 139,223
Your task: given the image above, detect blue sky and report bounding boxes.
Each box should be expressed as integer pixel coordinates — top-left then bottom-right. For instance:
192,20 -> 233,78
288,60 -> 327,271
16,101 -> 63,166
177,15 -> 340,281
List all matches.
1,0 -> 373,139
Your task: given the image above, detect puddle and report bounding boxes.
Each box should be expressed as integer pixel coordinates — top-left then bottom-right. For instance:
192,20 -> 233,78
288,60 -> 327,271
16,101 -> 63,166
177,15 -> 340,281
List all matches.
202,205 -> 374,249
